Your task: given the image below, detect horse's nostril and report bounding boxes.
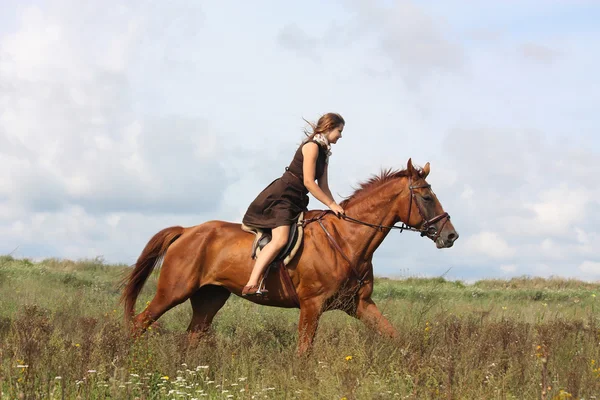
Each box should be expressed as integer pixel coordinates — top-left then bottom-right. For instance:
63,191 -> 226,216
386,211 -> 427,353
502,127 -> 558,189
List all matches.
447,233 -> 457,241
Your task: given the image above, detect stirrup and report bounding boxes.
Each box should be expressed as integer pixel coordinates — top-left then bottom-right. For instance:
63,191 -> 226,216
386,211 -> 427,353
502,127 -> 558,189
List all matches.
242,284 -> 269,297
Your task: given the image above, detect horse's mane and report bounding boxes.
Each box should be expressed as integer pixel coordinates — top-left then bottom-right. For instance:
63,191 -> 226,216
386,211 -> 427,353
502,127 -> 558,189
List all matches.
340,167 -> 424,208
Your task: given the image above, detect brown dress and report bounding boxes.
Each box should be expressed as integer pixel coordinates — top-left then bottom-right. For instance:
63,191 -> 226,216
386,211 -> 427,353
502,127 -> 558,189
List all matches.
242,139 -> 328,229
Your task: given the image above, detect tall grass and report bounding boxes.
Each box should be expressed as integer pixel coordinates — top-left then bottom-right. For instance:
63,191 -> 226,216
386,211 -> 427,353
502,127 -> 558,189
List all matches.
0,256 -> 599,399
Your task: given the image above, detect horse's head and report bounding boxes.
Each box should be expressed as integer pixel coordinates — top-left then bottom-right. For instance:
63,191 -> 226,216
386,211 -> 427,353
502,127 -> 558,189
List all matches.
399,158 -> 459,249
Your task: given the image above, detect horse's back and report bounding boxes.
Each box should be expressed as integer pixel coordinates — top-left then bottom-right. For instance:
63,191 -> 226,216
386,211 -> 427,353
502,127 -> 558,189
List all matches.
172,219 -> 255,257
183,219 -> 248,237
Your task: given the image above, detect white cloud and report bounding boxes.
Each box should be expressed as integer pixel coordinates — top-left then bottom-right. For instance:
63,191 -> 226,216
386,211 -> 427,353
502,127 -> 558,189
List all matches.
0,3 -> 230,217
525,185 -> 590,231
520,43 -> 561,64
579,261 -> 600,278
464,231 -> 516,260
500,264 -> 517,273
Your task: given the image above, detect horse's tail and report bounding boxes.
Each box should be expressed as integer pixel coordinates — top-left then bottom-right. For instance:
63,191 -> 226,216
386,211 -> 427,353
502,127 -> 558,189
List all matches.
120,226 -> 184,322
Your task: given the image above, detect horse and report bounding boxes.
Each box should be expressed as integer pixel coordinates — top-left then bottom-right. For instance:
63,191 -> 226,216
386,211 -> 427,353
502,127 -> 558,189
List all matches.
120,158 -> 459,355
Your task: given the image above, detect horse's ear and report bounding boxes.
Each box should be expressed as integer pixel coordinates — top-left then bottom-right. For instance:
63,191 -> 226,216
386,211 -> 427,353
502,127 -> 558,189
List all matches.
422,162 -> 430,178
407,158 -> 414,175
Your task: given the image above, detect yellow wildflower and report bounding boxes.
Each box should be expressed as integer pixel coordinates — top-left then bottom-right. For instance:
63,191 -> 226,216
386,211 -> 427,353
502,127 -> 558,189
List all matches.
345,356 -> 353,361
557,389 -> 572,399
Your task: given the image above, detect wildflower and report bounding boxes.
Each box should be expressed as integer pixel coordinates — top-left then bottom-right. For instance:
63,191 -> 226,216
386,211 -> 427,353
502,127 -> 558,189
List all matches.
75,343 -> 80,348
87,370 -> 97,374
592,294 -> 596,298
161,376 -> 169,381
535,345 -> 544,358
557,389 -> 573,399
502,306 -> 507,310
16,365 -> 28,368
542,303 -> 548,307
345,355 -> 353,361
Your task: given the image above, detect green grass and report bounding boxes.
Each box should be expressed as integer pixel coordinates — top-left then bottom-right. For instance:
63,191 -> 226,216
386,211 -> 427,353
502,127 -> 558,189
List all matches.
0,255 -> 599,399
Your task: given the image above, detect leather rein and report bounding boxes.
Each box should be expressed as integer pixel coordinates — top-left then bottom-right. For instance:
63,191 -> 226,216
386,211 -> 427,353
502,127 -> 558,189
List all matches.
301,176 -> 450,287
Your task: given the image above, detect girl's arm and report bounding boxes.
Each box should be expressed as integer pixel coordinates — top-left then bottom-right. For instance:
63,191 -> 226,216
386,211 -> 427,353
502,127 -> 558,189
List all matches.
302,143 -> 344,214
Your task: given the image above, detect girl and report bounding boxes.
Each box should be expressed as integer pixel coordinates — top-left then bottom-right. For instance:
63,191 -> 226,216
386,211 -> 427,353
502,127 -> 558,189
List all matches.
241,112 -> 346,296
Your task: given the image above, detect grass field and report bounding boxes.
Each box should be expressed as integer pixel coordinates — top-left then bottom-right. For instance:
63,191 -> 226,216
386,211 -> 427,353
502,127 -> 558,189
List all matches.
1,255 -> 599,399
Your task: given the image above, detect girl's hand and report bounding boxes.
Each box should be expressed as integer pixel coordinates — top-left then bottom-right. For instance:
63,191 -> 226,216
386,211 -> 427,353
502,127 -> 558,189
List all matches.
329,202 -> 345,217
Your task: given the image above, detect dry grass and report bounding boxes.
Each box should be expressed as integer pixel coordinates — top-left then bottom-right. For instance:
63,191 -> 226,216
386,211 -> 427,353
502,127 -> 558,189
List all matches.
0,255 -> 599,399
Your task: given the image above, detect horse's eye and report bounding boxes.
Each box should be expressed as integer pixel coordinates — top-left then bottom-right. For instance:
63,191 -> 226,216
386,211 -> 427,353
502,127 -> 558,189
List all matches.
422,196 -> 433,202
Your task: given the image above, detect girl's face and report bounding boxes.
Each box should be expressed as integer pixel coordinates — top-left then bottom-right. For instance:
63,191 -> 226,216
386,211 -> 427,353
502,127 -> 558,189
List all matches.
326,124 -> 344,144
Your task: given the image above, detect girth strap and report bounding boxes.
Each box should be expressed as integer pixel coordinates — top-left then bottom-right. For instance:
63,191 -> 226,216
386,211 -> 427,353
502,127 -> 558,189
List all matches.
317,218 -> 369,287
279,260 -> 300,308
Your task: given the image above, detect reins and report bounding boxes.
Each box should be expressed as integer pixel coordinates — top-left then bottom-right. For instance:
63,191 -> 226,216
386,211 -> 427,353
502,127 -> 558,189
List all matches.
300,176 -> 451,289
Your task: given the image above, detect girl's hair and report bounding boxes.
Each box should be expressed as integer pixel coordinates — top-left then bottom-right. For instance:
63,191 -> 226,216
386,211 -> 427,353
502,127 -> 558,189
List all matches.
302,112 -> 345,142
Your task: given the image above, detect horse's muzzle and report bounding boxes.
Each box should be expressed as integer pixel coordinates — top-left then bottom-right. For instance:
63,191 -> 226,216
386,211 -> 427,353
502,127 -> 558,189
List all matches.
436,230 -> 459,249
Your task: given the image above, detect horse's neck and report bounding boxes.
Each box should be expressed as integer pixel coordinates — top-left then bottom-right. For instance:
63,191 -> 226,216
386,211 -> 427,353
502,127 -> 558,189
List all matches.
342,179 -> 406,262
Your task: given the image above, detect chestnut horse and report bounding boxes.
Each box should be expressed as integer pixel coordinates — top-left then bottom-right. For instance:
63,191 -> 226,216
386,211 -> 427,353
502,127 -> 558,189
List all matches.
120,159 -> 459,355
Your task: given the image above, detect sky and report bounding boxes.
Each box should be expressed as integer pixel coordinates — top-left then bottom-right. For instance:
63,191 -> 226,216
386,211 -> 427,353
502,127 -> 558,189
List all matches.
1,0 -> 599,281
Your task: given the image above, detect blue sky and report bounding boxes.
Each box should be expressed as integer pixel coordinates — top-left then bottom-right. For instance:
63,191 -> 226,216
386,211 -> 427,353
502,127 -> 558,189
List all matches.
1,0 -> 599,281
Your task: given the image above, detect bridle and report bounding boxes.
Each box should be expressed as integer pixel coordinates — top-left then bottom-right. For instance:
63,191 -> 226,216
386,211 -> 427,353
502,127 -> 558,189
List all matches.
301,175 -> 450,287
304,176 -> 450,239
403,176 -> 450,241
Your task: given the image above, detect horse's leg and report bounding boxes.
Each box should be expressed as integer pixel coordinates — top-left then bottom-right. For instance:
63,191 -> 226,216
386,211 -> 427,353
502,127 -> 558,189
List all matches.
351,297 -> 399,339
131,257 -> 199,336
187,285 -> 231,341
297,297 -> 325,356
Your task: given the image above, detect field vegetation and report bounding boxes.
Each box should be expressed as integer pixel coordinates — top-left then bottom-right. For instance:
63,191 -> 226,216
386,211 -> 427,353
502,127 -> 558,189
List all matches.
1,255 -> 599,399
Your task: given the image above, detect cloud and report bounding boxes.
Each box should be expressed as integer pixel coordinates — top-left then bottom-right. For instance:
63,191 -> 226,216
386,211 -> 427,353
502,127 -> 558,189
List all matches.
276,0 -> 464,84
0,0 -> 599,282
500,264 -> 517,273
0,4 -> 229,217
277,24 -> 320,62
524,185 -> 590,232
579,261 -> 600,277
464,231 -> 516,259
520,43 -> 561,64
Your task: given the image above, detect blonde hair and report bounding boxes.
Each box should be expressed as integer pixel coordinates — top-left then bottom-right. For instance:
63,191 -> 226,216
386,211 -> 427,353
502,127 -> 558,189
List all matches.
302,112 -> 345,142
